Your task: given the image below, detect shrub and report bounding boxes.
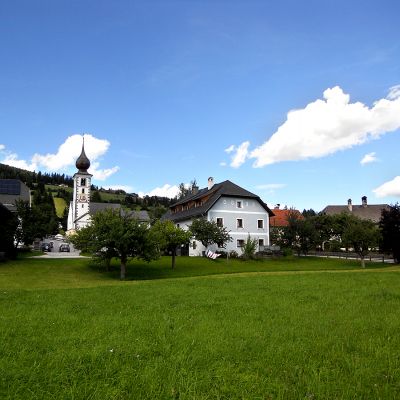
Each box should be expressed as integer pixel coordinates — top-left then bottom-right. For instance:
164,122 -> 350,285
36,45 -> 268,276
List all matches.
241,235 -> 258,260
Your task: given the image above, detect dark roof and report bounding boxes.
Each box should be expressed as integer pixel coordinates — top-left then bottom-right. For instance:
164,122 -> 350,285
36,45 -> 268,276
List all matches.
124,210 -> 150,222
0,179 -> 30,212
74,203 -> 150,223
321,204 -> 390,223
0,179 -> 21,195
163,180 -> 274,222
90,202 -> 121,215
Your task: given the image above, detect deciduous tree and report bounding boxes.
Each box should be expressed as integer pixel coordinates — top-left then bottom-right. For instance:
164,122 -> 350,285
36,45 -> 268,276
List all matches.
70,209 -> 160,279
380,203 -> 400,263
342,218 -> 380,268
189,218 -> 232,250
151,220 -> 192,268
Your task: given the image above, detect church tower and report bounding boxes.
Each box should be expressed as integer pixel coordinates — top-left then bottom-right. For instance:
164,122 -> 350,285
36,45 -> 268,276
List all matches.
68,137 -> 92,231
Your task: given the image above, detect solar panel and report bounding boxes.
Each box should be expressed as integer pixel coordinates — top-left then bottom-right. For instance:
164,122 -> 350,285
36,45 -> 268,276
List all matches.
0,179 -> 21,195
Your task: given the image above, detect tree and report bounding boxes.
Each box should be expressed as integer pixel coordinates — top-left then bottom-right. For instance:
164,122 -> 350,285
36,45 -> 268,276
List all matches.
0,204 -> 18,259
189,218 -> 232,249
151,220 -> 192,269
91,191 -> 102,202
295,218 -> 319,255
342,218 -> 380,268
241,234 -> 258,259
380,203 -> 400,263
70,209 -> 160,279
177,179 -> 198,200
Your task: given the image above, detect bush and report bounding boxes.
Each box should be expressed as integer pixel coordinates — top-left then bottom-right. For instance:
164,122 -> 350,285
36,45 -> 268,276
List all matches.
229,250 -> 239,259
241,235 -> 258,260
281,247 -> 293,257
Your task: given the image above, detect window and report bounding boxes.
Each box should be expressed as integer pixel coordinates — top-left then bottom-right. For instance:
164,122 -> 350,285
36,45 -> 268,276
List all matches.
81,178 -> 86,186
193,241 -> 197,250
216,217 -> 223,227
218,242 -> 224,248
237,239 -> 245,248
237,201 -> 242,208
82,188 -> 85,194
258,239 -> 264,247
177,224 -> 180,228
237,218 -> 243,228
258,219 -> 264,229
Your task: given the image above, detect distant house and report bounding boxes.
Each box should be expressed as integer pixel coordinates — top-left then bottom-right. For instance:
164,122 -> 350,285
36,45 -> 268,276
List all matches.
163,177 -> 274,256
0,179 -> 31,212
321,196 -> 389,223
270,206 -> 303,227
67,140 -> 149,234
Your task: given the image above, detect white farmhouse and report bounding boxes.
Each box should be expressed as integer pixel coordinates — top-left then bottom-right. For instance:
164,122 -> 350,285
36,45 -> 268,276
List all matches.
163,177 -> 274,256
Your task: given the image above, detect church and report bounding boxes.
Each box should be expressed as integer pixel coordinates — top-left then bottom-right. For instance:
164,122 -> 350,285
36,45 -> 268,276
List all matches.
67,137 -> 149,235
66,139 -> 121,234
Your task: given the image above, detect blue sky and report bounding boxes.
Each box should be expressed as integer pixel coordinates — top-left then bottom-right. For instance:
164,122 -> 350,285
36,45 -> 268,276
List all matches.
1,0 -> 400,211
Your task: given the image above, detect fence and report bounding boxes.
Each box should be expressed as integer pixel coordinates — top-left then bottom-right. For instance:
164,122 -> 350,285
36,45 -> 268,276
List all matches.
306,251 -> 394,263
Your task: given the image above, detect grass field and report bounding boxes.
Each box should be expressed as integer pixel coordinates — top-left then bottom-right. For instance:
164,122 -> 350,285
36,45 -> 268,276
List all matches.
53,197 -> 67,218
1,257 -> 399,399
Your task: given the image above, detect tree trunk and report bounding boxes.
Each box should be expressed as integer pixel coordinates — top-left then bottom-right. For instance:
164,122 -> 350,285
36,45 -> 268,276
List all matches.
172,248 -> 176,269
360,256 -> 365,268
120,256 -> 127,280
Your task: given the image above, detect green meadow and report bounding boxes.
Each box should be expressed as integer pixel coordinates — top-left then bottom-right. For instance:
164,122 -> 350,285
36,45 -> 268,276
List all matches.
1,256 -> 399,399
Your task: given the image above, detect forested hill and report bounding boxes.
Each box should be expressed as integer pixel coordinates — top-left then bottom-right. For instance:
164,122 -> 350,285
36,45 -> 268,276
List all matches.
0,163 -> 73,188
0,163 -> 175,210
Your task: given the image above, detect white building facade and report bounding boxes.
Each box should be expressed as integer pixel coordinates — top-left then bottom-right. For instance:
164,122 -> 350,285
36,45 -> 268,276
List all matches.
164,178 -> 273,256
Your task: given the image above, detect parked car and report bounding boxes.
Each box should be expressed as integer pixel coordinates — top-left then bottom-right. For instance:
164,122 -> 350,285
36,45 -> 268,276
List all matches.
41,243 -> 52,252
59,243 -> 70,252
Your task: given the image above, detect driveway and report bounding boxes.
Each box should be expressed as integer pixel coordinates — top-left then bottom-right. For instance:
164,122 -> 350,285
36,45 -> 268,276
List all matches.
33,239 -> 88,259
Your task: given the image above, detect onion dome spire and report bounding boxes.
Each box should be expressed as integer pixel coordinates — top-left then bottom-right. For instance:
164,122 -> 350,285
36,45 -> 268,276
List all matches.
75,136 -> 90,173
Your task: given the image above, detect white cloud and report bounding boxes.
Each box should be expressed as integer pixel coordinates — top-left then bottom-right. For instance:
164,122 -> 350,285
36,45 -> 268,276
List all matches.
0,144 -> 5,151
139,184 -> 181,198
90,163 -> 120,181
31,134 -> 111,170
388,84 -> 400,100
0,134 -> 119,180
1,152 -> 37,171
219,161 -> 227,167
373,176 -> 400,198
230,141 -> 250,168
229,86 -> 400,168
105,185 -> 134,193
360,152 -> 378,165
224,145 -> 235,154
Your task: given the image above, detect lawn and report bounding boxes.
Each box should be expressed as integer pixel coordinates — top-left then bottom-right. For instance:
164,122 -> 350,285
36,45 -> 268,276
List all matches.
53,197 -> 67,218
1,257 -> 399,399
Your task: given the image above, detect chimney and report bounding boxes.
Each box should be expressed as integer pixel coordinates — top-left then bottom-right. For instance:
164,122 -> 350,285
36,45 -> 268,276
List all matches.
362,196 -> 367,207
274,204 -> 280,209
208,177 -> 214,190
192,184 -> 199,194
347,199 -> 352,212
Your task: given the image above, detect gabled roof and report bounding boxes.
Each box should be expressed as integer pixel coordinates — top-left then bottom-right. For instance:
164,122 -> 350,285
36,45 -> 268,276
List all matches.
321,204 -> 389,223
163,180 -> 274,222
73,202 -> 121,223
270,208 -> 303,227
90,202 -> 121,215
73,202 -> 150,223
